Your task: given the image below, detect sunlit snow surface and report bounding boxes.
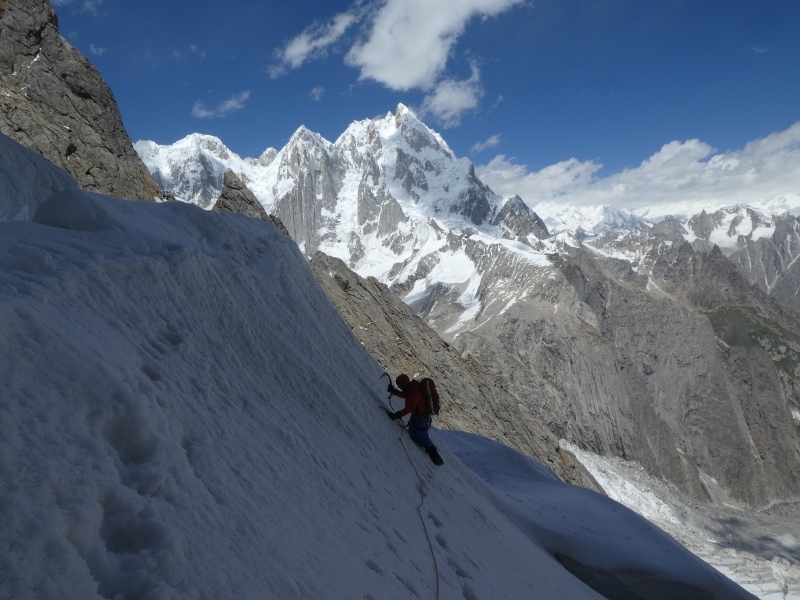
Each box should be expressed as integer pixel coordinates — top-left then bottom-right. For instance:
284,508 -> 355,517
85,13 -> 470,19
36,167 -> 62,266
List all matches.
0,133 -> 758,599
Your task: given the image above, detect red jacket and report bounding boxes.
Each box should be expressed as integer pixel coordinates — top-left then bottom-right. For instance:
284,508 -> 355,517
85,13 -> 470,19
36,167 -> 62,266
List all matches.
393,382 -> 427,418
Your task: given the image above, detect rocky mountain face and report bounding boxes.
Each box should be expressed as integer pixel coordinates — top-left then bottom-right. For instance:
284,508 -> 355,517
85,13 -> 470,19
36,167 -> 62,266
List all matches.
453,241 -> 800,508
0,0 -> 157,200
138,106 -> 800,509
309,251 -> 601,492
730,215 -> 800,315
212,170 -> 268,220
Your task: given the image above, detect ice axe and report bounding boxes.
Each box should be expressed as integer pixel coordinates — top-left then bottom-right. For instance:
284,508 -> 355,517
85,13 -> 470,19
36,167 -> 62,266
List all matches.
380,370 -> 393,399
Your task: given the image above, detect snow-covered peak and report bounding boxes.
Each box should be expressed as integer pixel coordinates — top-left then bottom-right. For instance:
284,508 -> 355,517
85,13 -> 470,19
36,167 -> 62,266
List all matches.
133,134 -> 251,208
177,133 -> 236,160
682,204 -> 775,252
389,103 -> 454,159
246,147 -> 278,168
286,125 -> 334,153
533,202 -> 648,237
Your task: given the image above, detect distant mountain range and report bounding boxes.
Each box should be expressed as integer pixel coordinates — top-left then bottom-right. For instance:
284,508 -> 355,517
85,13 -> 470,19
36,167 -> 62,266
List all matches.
134,105 -> 800,312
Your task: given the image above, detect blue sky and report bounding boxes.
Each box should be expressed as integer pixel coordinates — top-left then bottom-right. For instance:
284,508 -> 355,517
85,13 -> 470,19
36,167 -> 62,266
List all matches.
53,0 -> 800,210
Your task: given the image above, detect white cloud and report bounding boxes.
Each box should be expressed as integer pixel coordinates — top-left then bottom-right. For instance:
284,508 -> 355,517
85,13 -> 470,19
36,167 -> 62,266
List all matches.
272,0 -> 523,125
419,64 -> 483,127
270,8 -> 364,77
345,0 -> 523,91
751,46 -> 768,54
309,86 -> 325,101
192,91 -> 251,119
89,43 -> 106,56
471,134 -> 502,154
476,122 -> 800,217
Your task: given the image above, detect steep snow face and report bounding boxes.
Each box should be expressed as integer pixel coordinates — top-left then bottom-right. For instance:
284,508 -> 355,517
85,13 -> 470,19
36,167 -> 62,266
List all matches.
0,133 -> 79,221
0,136 -> 757,600
1,190 -> 591,600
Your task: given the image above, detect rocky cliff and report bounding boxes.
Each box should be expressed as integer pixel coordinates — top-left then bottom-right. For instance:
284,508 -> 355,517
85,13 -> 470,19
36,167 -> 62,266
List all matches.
309,252 -> 601,492
730,215 -> 800,315
0,0 -> 157,200
212,170 -> 269,220
452,241 -> 800,508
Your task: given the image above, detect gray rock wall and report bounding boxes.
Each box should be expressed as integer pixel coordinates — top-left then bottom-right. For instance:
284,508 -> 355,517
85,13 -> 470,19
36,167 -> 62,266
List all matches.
0,0 -> 158,200
452,243 -> 800,508
213,170 -> 268,221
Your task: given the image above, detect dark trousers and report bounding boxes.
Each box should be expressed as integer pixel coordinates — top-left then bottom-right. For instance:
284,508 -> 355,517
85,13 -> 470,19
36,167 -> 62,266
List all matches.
408,416 -> 434,448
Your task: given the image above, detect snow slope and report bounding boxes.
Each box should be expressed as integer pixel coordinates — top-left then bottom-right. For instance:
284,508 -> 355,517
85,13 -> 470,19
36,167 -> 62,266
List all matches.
0,133 -> 755,599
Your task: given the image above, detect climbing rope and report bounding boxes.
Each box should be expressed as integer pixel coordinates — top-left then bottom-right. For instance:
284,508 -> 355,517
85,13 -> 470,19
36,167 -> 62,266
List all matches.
397,432 -> 441,600
382,371 -> 440,599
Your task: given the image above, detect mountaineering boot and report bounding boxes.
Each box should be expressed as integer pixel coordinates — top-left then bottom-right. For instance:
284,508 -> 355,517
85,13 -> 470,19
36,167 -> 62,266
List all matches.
425,445 -> 444,466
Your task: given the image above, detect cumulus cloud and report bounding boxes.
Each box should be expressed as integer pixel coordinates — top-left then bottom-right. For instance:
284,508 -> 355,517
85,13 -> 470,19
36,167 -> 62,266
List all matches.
271,0 -> 524,125
346,0 -> 523,91
476,122 -> 800,217
270,8 -> 364,78
192,91 -> 251,119
471,134 -> 502,154
420,64 -> 483,127
89,43 -> 106,56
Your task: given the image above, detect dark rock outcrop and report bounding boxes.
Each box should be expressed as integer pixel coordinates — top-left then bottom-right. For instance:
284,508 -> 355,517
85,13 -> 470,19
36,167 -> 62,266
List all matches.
0,0 -> 158,200
309,251 -> 603,492
491,195 -> 550,241
213,170 -> 269,220
212,169 -> 290,236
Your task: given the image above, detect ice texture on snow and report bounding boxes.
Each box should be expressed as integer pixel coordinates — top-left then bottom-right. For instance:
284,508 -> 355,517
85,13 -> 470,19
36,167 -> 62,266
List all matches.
0,133 -> 79,221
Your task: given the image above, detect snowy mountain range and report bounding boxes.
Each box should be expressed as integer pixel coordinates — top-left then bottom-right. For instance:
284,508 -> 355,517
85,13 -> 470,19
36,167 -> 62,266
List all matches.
135,105 -> 800,303
2,0 -> 797,593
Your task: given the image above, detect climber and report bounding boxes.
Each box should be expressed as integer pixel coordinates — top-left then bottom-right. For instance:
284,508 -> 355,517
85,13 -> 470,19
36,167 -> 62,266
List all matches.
386,374 -> 444,466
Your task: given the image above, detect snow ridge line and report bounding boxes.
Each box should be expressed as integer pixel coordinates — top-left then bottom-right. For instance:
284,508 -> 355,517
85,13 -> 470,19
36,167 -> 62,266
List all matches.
398,433 -> 441,600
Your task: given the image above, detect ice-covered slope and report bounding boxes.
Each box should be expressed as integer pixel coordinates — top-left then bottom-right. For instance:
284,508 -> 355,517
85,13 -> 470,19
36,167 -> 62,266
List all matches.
0,133 -> 756,599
